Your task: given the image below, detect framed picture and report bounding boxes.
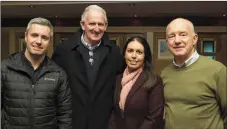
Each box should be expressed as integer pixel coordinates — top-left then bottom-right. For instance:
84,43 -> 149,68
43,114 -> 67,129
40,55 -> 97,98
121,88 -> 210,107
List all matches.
54,33 -> 73,48
110,36 -> 121,46
157,38 -> 173,59
200,38 -> 216,53
19,37 -> 26,52
110,36 -> 124,51
200,38 -> 216,60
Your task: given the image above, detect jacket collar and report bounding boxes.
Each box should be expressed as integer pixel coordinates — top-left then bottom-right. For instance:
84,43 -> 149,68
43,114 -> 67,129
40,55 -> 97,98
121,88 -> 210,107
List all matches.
6,52 -> 59,72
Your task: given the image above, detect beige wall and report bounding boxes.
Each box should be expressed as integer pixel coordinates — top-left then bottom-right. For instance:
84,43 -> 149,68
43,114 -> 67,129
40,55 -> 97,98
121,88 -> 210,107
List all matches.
1,26 -> 227,74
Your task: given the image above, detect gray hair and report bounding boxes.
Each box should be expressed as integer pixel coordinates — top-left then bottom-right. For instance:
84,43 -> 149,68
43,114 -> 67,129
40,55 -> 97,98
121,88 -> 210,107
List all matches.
26,17 -> 53,37
81,5 -> 108,24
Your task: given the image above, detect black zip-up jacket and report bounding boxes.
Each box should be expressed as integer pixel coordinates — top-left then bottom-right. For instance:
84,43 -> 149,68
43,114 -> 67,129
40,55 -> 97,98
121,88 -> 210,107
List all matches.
1,52 -> 72,129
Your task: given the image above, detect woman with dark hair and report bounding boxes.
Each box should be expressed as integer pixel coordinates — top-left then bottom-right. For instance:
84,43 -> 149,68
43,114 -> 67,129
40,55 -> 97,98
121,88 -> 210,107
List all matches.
109,36 -> 164,129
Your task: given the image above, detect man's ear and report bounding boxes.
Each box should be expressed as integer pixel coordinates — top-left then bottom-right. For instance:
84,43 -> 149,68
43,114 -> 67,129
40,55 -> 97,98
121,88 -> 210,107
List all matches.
193,34 -> 198,46
80,21 -> 85,31
104,23 -> 108,31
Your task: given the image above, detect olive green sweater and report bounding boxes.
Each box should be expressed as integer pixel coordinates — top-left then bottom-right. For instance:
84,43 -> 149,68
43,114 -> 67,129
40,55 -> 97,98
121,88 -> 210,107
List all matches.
161,56 -> 227,129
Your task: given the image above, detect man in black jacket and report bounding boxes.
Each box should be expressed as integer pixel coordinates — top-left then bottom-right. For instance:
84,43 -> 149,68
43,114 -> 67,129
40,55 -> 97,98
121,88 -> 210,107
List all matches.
1,17 -> 72,129
52,5 -> 123,129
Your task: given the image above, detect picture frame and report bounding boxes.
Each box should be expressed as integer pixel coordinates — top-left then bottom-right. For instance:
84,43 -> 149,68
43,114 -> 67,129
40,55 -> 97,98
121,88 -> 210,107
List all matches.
110,36 -> 121,46
157,38 -> 173,59
200,38 -> 216,53
54,33 -> 73,48
19,37 -> 26,52
200,38 -> 216,60
110,36 -> 124,51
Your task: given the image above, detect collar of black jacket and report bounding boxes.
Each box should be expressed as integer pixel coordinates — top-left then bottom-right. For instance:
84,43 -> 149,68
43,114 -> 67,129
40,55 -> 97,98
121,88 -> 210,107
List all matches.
6,52 -> 59,72
21,52 -> 47,71
71,28 -> 112,50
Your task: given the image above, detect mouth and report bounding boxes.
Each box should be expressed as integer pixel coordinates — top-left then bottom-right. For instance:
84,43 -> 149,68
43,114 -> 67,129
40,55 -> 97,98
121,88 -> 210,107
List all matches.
32,46 -> 42,51
173,46 -> 183,49
173,47 -> 184,50
93,33 -> 101,37
92,31 -> 102,36
129,60 -> 138,65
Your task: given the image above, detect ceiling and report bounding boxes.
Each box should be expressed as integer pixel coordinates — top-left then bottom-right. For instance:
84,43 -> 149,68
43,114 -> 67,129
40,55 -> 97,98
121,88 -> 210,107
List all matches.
1,1 -> 227,18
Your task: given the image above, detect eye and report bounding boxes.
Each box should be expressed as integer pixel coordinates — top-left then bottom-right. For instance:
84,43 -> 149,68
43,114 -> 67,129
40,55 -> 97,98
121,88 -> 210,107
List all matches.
42,36 -> 50,41
127,49 -> 133,53
180,33 -> 187,36
137,50 -> 144,55
31,33 -> 38,37
89,23 -> 96,26
168,35 -> 175,39
98,23 -> 104,27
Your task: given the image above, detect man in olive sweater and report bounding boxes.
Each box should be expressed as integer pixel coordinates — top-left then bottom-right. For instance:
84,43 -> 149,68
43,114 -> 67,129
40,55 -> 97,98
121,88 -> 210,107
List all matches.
161,18 -> 226,129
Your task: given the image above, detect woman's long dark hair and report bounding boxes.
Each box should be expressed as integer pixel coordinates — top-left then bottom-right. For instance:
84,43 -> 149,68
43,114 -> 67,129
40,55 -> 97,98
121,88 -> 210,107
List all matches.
122,36 -> 157,89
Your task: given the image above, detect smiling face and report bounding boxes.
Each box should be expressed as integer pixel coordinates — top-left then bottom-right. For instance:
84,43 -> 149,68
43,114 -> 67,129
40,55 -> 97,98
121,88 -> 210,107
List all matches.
166,18 -> 198,61
80,9 -> 107,45
125,40 -> 145,73
25,23 -> 51,57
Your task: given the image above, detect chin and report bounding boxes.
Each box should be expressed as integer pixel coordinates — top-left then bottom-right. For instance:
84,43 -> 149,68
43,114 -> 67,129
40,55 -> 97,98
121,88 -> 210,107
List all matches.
31,51 -> 45,56
174,53 -> 186,58
93,36 -> 102,40
129,66 -> 139,70
91,40 -> 101,44
92,36 -> 102,40
32,53 -> 44,56
173,51 -> 186,56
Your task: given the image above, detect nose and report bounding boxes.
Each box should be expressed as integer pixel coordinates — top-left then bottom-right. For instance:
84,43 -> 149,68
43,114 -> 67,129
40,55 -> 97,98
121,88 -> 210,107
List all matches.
94,25 -> 100,32
36,36 -> 42,44
132,52 -> 137,58
174,35 -> 181,44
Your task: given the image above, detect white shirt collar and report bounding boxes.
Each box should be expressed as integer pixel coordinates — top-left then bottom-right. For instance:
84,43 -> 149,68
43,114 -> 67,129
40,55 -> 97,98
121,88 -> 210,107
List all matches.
173,50 -> 200,68
81,34 -> 101,51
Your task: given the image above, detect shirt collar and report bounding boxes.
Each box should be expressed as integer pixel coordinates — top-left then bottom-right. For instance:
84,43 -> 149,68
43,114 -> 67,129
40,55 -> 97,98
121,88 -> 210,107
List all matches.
173,50 -> 200,69
81,33 -> 101,51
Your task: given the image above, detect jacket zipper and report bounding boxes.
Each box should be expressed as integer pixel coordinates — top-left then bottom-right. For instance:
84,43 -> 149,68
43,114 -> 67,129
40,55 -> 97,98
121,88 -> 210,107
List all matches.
30,83 -> 36,129
30,70 -> 50,128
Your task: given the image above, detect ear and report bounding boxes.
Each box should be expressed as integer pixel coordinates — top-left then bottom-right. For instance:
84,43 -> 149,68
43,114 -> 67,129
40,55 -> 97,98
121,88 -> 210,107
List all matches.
193,34 -> 198,46
80,21 -> 85,31
104,23 -> 108,31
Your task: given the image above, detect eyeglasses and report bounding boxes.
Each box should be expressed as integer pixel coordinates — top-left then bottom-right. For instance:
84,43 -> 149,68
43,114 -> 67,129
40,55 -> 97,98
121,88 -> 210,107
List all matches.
88,51 -> 94,66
